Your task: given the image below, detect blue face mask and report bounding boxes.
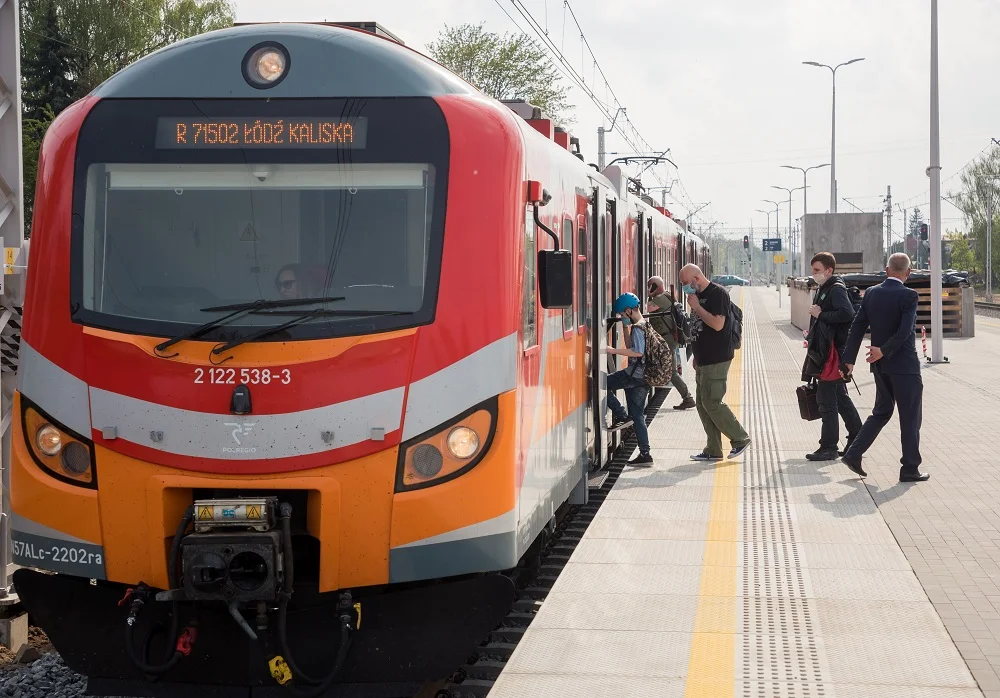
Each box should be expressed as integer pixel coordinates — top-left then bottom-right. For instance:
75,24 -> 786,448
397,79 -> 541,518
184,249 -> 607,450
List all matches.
621,314 -> 632,326
682,284 -> 697,296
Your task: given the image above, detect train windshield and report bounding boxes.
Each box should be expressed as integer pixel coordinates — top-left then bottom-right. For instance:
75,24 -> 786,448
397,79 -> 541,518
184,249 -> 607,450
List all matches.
71,99 -> 449,341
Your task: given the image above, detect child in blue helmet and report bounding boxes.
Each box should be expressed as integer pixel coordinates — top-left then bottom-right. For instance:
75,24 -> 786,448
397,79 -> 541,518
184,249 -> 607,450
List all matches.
606,292 -> 653,466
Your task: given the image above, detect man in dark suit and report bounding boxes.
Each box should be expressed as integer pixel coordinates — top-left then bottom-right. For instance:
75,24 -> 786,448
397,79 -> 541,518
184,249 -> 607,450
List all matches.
840,253 -> 929,483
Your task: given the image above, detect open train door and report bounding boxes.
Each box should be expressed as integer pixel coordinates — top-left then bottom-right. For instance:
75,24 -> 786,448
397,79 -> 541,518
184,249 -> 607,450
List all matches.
587,184 -> 611,471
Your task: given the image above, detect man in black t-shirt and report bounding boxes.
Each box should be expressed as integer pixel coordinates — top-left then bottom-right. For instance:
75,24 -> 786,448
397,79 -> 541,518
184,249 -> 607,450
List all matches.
679,263 -> 751,461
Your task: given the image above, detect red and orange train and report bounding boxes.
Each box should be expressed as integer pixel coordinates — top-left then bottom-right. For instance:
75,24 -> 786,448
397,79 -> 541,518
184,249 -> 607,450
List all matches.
10,22 -> 710,695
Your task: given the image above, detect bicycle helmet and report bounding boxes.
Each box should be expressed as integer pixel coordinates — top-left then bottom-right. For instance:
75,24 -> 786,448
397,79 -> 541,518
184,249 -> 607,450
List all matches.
612,292 -> 641,314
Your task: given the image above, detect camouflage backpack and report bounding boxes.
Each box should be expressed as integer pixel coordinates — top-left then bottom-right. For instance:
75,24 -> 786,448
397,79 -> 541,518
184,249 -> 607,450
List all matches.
636,322 -> 675,387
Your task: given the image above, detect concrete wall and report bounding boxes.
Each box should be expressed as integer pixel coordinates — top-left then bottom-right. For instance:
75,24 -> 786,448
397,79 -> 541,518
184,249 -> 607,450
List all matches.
789,280 -> 812,332
801,213 -> 884,274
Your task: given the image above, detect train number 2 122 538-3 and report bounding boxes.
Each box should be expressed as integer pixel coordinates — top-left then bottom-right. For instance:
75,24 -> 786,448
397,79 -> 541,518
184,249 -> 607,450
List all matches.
195,368 -> 291,385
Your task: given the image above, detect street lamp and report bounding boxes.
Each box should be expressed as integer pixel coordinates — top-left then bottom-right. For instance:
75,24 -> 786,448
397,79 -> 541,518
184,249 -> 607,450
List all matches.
782,163 -> 829,275
803,58 -> 865,214
772,184 -> 806,277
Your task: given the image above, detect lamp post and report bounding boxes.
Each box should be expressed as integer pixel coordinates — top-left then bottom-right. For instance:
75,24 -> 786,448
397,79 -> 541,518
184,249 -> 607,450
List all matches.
928,1 -> 943,362
781,163 -> 829,275
803,58 -> 865,214
771,184 -> 806,277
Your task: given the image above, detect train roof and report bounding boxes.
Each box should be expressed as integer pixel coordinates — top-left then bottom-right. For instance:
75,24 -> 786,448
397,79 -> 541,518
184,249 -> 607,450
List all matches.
233,21 -> 405,45
90,23 -> 478,99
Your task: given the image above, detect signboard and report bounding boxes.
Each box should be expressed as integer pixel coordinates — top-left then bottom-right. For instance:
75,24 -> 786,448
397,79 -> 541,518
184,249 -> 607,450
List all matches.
773,254 -> 786,264
155,117 -> 369,149
762,238 -> 782,252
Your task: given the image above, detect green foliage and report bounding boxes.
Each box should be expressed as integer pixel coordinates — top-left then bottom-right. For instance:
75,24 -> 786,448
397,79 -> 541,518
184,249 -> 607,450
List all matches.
950,145 -> 1000,283
20,2 -> 74,122
20,105 -> 55,236
426,23 -> 572,123
946,230 -> 976,275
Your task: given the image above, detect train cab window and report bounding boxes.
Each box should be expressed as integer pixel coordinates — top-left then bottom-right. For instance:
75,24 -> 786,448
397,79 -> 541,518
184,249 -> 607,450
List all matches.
576,225 -> 587,329
69,98 -> 449,341
562,219 -> 574,335
522,207 -> 537,350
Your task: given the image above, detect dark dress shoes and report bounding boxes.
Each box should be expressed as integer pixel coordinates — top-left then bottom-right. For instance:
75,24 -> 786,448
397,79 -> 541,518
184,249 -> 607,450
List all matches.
900,472 -> 930,483
841,454 -> 867,478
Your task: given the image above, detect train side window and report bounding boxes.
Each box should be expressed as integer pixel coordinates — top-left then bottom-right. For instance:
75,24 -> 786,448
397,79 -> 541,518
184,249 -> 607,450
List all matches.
562,218 -> 574,335
522,207 -> 537,350
577,224 -> 587,329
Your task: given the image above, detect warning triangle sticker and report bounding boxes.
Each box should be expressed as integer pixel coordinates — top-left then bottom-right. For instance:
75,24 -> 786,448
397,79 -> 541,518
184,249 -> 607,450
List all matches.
198,506 -> 214,521
246,505 -> 261,520
240,223 -> 259,242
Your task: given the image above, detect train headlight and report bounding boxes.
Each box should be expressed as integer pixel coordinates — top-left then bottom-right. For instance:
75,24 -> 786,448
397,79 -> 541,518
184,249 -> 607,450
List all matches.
395,397 -> 498,492
23,404 -> 96,487
447,427 -> 480,460
36,425 -> 63,456
243,43 -> 290,89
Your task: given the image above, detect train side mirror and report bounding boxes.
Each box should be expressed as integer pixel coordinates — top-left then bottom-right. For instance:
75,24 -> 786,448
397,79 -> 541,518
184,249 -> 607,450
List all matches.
527,180 -> 571,309
538,249 -> 573,309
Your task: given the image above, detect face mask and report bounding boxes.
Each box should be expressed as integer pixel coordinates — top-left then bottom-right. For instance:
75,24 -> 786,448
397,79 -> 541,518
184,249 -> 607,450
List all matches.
621,314 -> 632,326
812,273 -> 827,286
682,284 -> 697,296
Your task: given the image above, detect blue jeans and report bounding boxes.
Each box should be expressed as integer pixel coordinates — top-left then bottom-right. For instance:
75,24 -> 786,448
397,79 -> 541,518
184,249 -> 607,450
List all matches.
607,370 -> 651,456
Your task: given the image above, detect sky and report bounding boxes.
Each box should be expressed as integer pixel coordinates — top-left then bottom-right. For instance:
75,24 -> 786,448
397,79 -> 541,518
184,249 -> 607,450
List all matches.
233,0 -> 1000,241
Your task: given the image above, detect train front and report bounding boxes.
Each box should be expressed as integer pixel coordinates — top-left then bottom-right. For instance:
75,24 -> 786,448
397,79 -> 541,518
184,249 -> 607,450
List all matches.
10,24 -> 523,695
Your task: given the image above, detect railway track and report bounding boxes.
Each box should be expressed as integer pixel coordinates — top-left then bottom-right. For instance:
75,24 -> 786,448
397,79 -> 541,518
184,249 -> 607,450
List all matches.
430,390 -> 665,698
975,300 -> 1000,318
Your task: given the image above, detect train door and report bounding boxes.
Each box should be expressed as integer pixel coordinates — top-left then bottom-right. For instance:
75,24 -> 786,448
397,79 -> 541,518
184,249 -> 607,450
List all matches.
589,184 -> 610,469
646,218 -> 654,294
605,197 -> 620,457
636,213 -> 645,305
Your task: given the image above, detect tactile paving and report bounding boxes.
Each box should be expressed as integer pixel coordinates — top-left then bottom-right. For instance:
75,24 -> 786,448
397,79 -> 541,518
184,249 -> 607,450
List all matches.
501,628 -> 692,677
551,562 -> 702,596
531,592 -> 700,632
490,673 -> 686,698
570,538 -> 706,566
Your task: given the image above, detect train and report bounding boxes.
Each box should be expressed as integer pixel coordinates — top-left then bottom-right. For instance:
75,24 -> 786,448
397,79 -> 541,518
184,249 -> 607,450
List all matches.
9,21 -> 710,696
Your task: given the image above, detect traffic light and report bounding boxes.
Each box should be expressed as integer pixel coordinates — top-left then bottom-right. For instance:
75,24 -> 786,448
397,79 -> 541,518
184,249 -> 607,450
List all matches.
919,223 -> 928,240
743,235 -> 749,249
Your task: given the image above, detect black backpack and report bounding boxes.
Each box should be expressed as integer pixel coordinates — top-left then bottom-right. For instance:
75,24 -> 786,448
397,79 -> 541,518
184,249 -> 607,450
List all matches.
728,302 -> 743,351
846,286 -> 863,314
669,299 -> 691,346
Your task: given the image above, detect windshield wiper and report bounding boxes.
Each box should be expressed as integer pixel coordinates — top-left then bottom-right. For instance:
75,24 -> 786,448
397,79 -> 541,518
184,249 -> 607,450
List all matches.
200,296 -> 346,313
247,309 -> 412,317
210,309 -> 411,358
154,296 -> 346,357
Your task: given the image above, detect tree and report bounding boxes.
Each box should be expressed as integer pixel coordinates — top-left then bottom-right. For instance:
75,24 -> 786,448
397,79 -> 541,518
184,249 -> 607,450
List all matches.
426,23 -> 572,123
951,144 -> 1000,288
946,230 -> 976,275
20,2 -> 74,123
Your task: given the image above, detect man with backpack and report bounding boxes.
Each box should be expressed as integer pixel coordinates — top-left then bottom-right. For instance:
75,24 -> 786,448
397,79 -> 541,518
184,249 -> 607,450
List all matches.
801,252 -> 864,462
604,292 -> 658,466
646,276 -> 696,410
679,264 -> 751,462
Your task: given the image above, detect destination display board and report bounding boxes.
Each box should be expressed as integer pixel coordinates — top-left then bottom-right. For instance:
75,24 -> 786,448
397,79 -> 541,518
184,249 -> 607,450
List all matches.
155,117 -> 369,149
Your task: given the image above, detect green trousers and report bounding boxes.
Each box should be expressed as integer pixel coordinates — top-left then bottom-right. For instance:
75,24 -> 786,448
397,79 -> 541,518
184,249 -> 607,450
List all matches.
695,360 -> 749,457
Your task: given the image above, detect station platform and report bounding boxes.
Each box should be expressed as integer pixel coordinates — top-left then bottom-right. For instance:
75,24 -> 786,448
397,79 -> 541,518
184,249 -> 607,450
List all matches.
488,285 -> 1000,698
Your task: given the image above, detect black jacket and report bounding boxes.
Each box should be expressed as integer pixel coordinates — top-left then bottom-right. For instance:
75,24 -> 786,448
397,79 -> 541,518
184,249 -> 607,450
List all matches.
801,276 -> 855,381
843,279 -> 920,375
